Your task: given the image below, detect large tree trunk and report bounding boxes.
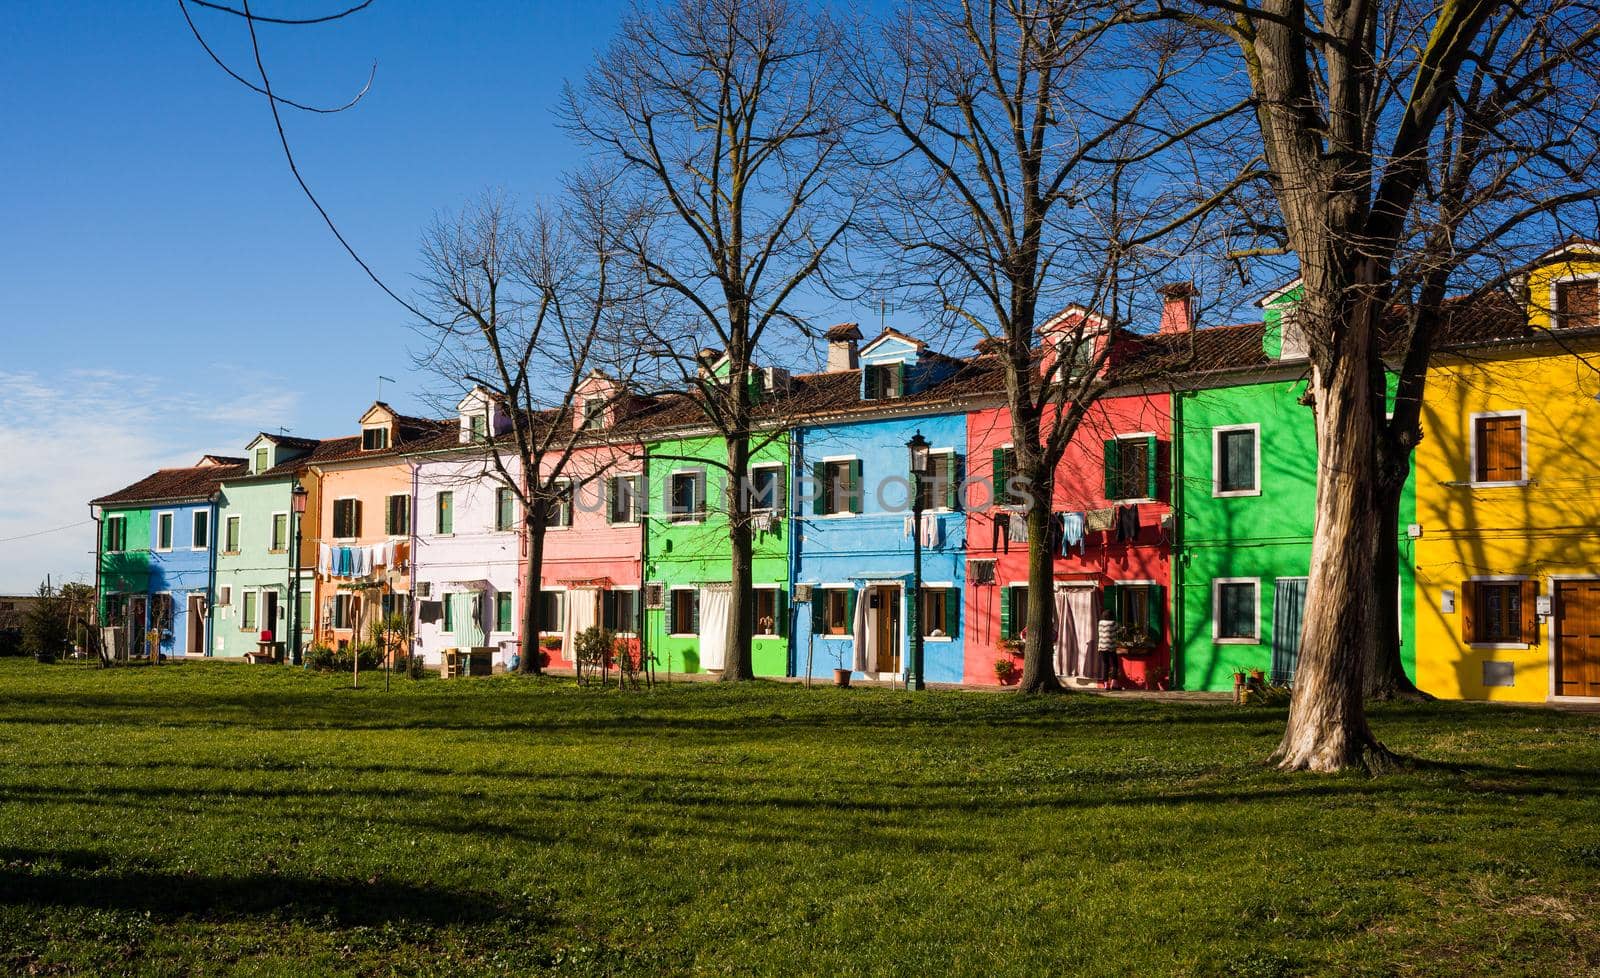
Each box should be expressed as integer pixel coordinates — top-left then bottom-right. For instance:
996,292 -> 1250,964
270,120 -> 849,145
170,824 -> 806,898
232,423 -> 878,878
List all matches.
518,501 -> 548,675
723,430 -> 756,681
1272,311 -> 1400,772
1016,472 -> 1062,694
1366,470 -> 1432,702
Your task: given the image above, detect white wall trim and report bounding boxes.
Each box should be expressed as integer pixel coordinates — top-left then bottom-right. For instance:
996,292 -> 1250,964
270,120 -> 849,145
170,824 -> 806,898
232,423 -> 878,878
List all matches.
153,511 -> 176,553
1467,409 -> 1530,487
1211,423 -> 1262,497
1212,577 -> 1261,644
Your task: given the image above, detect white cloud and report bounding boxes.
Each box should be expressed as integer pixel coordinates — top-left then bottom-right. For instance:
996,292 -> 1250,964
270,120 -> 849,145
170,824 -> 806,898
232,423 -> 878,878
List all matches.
0,368 -> 300,593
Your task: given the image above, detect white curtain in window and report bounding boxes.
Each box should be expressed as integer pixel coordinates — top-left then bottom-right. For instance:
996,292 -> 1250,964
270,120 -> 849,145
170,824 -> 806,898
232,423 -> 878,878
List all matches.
1054,587 -> 1103,680
564,588 -> 598,653
698,586 -> 731,671
851,586 -> 875,673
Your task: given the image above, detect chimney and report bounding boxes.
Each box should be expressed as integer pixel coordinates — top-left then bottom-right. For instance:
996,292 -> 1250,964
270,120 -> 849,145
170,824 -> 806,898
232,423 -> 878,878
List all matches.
825,323 -> 862,372
1158,282 -> 1198,334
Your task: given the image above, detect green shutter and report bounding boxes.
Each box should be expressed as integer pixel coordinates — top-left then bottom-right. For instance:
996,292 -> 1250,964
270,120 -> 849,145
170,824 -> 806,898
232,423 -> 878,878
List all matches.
992,448 -> 1007,503
946,454 -> 962,510
864,367 -> 879,400
690,592 -> 700,634
775,590 -> 788,637
895,361 -> 907,397
945,586 -> 960,637
603,590 -> 616,630
812,461 -> 827,515
667,592 -> 676,635
845,589 -> 858,629
605,479 -> 616,524
812,591 -> 826,634
1103,584 -> 1121,627
1103,439 -> 1120,499
848,460 -> 864,514
1000,586 -> 1013,639
1147,585 -> 1164,642
1145,435 -> 1160,500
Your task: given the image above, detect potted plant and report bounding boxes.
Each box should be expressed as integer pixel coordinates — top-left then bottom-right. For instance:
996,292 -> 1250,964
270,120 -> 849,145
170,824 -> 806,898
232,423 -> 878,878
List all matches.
994,656 -> 1018,684
833,665 -> 852,687
1108,624 -> 1154,657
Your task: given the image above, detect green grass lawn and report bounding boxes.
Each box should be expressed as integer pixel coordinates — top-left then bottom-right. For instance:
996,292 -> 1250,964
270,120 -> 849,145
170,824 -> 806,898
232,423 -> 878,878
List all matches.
1,661 -> 1596,977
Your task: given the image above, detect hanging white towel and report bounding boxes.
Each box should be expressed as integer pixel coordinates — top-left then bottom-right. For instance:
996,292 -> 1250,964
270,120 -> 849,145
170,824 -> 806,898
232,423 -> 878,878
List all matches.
851,587 -> 873,672
920,512 -> 942,549
903,515 -> 914,538
318,544 -> 331,576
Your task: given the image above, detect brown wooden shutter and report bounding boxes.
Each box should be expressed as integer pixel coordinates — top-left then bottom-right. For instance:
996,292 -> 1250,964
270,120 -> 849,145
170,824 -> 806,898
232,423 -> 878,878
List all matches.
1460,581 -> 1477,644
1475,417 -> 1523,482
1557,280 -> 1599,328
1520,579 -> 1540,645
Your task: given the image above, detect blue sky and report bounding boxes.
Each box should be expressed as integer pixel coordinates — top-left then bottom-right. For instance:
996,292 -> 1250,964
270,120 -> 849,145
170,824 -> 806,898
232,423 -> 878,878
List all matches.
1,1 -> 643,591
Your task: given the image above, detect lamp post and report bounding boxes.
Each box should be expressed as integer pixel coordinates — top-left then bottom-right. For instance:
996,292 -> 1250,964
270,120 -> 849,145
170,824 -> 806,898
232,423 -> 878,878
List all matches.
288,483 -> 308,666
906,431 -> 930,691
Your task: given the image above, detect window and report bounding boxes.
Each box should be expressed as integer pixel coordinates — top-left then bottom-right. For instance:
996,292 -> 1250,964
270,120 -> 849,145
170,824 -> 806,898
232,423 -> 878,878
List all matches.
105,515 -> 127,553
991,447 -> 1021,507
753,588 -> 782,637
1213,579 -> 1259,642
864,362 -> 905,400
919,586 -> 960,639
192,511 -> 210,550
603,589 -> 639,634
362,427 -> 389,451
669,471 -> 707,522
1105,435 -> 1158,501
816,459 -> 861,515
469,413 -> 488,441
496,488 -> 517,532
580,397 -> 605,430
224,515 -> 241,553
155,512 -> 174,552
332,499 -> 361,539
332,593 -> 359,630
608,476 -> 642,524
1214,426 -> 1259,496
747,465 -> 784,513
817,588 -> 853,635
1105,583 -> 1163,646
1473,413 -> 1525,484
495,592 -> 513,632
270,513 -> 289,552
1000,585 -> 1029,640
242,590 -> 258,631
668,589 -> 699,636
436,492 -> 453,534
545,481 -> 573,528
254,447 -> 269,473
1463,580 -> 1535,646
916,452 -> 959,511
297,591 -> 311,634
538,590 -> 564,632
385,494 -> 411,535
1555,279 -> 1599,329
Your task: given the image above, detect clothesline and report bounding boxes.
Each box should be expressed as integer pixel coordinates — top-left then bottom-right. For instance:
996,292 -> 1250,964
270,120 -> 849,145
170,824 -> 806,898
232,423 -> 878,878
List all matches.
318,541 -> 404,579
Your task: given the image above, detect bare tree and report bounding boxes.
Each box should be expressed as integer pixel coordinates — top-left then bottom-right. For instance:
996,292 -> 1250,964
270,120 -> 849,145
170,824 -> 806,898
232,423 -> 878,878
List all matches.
1144,0 -> 1600,769
563,0 -> 857,681
414,187 -> 639,675
858,0 -> 1245,692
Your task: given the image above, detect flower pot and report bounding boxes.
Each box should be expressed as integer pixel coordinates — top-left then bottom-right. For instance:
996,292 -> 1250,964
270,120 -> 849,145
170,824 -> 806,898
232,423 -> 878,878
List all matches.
833,668 -> 852,688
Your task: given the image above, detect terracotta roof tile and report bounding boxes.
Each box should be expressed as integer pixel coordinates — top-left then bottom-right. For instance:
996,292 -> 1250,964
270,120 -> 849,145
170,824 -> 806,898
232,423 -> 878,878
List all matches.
93,463 -> 246,506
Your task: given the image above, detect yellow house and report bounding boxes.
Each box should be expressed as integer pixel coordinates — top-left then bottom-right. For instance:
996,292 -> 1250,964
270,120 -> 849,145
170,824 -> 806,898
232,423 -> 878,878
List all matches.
1414,240 -> 1600,702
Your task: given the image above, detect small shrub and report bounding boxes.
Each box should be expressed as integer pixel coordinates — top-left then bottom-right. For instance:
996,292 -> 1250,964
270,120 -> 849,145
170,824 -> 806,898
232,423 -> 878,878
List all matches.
994,657 -> 1017,683
305,643 -> 336,671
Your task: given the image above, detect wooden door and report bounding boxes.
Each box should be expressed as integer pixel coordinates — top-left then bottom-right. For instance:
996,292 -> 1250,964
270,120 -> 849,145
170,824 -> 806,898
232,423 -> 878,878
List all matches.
874,586 -> 901,674
1556,582 -> 1600,698
187,594 -> 206,655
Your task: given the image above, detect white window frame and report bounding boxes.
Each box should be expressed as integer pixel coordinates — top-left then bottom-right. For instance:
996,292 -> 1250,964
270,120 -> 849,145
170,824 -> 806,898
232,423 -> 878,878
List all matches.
1109,431 -> 1159,504
494,486 -> 519,533
668,585 -> 699,637
609,472 -> 643,525
748,463 -> 785,515
1468,574 -> 1532,650
667,469 -> 707,524
191,510 -> 210,552
491,588 -> 517,636
820,455 -> 858,517
751,583 -> 783,638
224,514 -> 242,554
1468,410 -> 1530,488
269,511 -> 290,553
331,496 -> 360,542
918,581 -> 956,642
1211,424 -> 1262,497
919,450 -> 958,513
1549,273 -> 1600,330
537,586 -> 566,636
1212,577 -> 1261,644
154,511 -> 175,553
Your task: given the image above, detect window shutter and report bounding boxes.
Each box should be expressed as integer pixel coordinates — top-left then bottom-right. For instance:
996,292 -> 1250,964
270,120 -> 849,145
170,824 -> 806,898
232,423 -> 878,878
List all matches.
945,586 -> 960,637
605,479 -> 617,524
845,589 -> 858,629
603,591 -> 616,631
895,361 -> 907,397
775,590 -> 788,638
1103,584 -> 1120,625
812,592 -> 826,634
1147,585 -> 1164,641
848,460 -> 864,514
811,462 -> 827,515
353,500 -> 362,537
1000,586 -> 1014,639
946,454 -> 963,510
864,366 -> 879,400
1520,579 -> 1539,645
1460,581 -> 1477,643
775,466 -> 788,514
1145,436 -> 1160,500
1103,439 -> 1120,499
690,592 -> 700,634
992,449 -> 1007,504
385,498 -> 395,535
666,593 -> 676,635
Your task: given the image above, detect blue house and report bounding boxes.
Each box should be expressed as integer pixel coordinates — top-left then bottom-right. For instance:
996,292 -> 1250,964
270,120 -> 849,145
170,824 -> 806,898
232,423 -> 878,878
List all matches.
790,328 -> 976,684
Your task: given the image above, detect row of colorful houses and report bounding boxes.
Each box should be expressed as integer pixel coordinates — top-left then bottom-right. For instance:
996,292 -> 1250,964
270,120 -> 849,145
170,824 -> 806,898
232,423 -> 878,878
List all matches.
90,242 -> 1600,702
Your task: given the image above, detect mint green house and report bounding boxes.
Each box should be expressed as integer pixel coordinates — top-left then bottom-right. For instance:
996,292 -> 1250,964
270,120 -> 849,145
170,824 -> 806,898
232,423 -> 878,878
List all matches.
643,430 -> 792,677
211,434 -> 320,661
1171,284 -> 1416,690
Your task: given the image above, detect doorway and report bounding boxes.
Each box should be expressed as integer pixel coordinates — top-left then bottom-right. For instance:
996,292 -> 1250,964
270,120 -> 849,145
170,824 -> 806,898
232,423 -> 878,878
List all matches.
262,590 -> 280,642
869,584 -> 902,676
186,594 -> 206,655
1054,584 -> 1103,682
1555,580 -> 1600,698
127,595 -> 147,657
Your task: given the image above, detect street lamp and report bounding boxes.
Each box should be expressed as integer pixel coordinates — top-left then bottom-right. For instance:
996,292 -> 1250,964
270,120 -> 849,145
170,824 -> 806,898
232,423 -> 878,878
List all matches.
906,431 -> 931,691
289,483 -> 308,665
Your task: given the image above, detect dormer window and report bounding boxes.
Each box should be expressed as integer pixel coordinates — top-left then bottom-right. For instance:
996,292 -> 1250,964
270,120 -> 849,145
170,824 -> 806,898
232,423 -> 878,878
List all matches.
362,427 -> 390,451
864,363 -> 904,400
581,397 -> 605,431
469,414 -> 488,441
1555,279 -> 1598,329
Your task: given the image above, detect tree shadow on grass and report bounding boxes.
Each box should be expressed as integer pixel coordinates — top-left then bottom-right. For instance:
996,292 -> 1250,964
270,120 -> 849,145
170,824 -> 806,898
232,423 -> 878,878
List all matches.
0,847 -> 537,929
